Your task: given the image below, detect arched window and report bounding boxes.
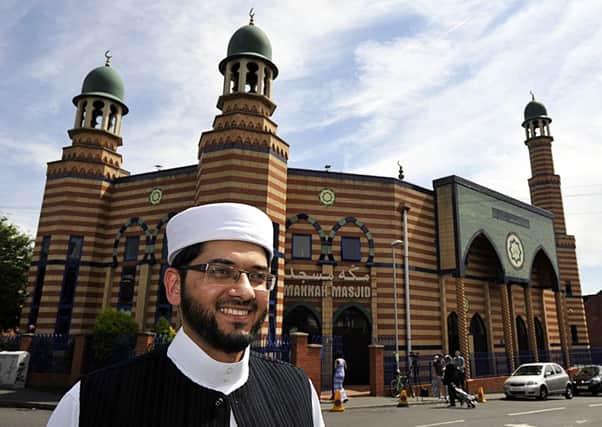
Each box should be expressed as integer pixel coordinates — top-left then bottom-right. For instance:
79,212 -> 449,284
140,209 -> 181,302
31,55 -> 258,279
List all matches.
447,312 -> 459,355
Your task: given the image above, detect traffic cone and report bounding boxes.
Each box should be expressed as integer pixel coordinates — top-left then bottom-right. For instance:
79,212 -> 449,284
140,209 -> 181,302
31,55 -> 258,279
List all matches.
397,389 -> 409,407
330,389 -> 345,412
477,386 -> 486,403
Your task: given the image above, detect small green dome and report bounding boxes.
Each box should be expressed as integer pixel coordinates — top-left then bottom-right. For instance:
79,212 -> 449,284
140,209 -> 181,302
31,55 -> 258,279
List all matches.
228,24 -> 272,60
219,23 -> 278,78
524,100 -> 548,121
73,63 -> 128,114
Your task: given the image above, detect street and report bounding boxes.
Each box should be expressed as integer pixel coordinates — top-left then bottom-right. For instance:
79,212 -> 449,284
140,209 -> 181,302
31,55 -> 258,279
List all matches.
2,396 -> 601,426
0,408 -> 51,427
323,396 -> 602,427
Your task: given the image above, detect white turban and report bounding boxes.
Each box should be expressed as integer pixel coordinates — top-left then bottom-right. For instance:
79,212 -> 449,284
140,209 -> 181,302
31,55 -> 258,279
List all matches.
166,203 -> 274,264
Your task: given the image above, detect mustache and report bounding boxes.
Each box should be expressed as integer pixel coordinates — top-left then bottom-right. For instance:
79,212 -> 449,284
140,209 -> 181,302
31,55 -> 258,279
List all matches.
216,297 -> 258,311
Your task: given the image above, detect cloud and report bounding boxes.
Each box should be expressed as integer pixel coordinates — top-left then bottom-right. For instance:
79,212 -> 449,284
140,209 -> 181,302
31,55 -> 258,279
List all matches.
1,0 -> 601,294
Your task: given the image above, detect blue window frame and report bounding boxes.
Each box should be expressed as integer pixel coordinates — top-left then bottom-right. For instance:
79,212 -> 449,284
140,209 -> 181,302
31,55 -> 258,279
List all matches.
55,236 -> 83,334
155,233 -> 172,322
341,236 -> 361,261
124,236 -> 139,262
29,236 -> 51,327
292,234 -> 311,259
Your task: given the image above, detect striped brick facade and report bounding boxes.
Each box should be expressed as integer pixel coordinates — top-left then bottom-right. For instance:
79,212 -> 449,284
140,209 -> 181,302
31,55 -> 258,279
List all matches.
22,27 -> 590,379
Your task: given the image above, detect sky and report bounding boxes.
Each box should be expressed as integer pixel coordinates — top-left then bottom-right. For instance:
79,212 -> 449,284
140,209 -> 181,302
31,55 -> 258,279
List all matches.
1,1 -> 601,295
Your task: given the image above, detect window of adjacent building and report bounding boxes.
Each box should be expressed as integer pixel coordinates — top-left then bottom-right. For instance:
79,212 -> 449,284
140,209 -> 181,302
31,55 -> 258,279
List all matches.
571,325 -> 579,344
124,236 -> 140,262
341,236 -> 361,261
55,236 -> 83,334
292,234 -> 311,259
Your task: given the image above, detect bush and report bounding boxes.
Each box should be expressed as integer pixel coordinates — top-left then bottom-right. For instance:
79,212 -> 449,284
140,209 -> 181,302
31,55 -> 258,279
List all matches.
154,317 -> 176,338
93,309 -> 139,361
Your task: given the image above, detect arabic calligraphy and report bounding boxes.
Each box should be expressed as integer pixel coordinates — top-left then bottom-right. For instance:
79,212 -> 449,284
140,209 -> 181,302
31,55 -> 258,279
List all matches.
284,266 -> 370,282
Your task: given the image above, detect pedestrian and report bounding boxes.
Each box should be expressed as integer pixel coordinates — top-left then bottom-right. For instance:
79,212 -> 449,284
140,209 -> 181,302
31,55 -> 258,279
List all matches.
333,352 -> 348,403
47,203 -> 325,426
431,354 -> 444,399
442,354 -> 459,407
454,350 -> 466,390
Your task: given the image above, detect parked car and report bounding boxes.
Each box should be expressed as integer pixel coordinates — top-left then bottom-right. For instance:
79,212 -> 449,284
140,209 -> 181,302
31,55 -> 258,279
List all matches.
572,365 -> 602,396
504,362 -> 573,400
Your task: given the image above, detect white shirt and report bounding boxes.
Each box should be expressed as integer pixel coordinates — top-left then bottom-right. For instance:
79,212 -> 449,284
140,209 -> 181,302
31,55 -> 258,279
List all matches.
47,329 -> 325,426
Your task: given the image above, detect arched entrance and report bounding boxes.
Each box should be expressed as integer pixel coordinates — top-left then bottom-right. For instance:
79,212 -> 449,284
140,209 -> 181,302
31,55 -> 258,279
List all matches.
333,305 -> 371,384
516,316 -> 530,364
283,304 -> 321,340
470,313 -> 489,376
447,312 -> 459,355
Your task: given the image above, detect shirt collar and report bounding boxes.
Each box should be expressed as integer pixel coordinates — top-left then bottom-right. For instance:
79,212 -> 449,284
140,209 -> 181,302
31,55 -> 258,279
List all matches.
167,327 -> 249,395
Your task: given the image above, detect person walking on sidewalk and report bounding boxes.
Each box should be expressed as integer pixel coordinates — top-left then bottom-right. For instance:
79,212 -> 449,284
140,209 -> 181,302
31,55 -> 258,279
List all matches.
431,354 -> 444,399
454,350 -> 466,390
333,352 -> 348,403
47,203 -> 325,427
442,354 -> 459,407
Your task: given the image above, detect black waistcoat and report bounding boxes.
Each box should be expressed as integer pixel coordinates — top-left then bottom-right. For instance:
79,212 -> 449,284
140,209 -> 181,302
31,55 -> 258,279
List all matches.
80,350 -> 314,427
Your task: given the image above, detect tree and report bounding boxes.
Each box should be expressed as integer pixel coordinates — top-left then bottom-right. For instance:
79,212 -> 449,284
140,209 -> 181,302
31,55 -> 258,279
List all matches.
0,217 -> 33,330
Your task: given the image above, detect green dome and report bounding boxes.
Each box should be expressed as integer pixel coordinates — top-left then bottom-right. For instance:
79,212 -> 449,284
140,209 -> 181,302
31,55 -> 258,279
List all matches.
73,64 -> 128,114
228,24 -> 272,59
524,100 -> 548,121
219,23 -> 278,78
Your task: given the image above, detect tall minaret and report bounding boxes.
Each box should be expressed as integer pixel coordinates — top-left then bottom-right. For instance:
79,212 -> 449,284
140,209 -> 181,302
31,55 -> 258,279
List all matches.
522,94 -> 590,358
23,52 -> 129,334
194,12 -> 289,338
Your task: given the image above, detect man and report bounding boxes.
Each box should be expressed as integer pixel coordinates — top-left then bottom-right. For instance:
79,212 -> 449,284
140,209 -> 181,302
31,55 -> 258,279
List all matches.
48,203 -> 325,426
454,350 -> 466,390
442,354 -> 458,407
431,354 -> 444,399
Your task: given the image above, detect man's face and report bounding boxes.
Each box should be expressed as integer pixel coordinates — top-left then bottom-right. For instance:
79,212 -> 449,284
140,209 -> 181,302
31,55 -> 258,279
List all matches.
179,240 -> 270,358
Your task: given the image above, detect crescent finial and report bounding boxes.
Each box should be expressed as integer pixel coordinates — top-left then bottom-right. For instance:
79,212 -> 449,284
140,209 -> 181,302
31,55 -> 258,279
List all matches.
529,90 -> 535,101
249,8 -> 255,25
105,50 -> 112,66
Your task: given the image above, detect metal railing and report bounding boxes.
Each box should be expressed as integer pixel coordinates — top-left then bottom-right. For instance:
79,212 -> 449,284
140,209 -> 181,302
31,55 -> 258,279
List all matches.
29,334 -> 73,374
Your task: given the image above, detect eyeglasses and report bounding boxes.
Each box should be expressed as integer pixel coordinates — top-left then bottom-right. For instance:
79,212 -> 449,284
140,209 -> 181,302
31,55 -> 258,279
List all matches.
178,262 -> 276,291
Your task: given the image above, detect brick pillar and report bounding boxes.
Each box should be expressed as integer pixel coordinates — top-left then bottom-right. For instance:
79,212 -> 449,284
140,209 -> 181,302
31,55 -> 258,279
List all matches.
19,333 -> 34,352
524,285 -> 539,362
500,284 -> 516,372
455,278 -> 470,379
135,332 -> 154,356
369,344 -> 384,396
70,335 -> 87,384
290,332 -> 322,395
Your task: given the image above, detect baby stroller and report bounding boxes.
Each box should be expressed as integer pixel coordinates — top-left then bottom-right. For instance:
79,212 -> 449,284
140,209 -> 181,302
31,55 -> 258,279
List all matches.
452,383 -> 477,408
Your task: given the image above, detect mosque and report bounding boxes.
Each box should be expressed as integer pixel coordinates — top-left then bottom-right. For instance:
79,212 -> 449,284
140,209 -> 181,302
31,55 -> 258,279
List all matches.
23,15 -> 590,384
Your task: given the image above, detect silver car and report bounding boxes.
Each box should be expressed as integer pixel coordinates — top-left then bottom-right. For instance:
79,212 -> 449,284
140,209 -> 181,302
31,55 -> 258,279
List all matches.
504,362 -> 573,400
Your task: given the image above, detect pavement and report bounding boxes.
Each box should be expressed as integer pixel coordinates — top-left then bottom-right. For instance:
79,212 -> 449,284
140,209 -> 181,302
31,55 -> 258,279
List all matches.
0,385 -> 506,412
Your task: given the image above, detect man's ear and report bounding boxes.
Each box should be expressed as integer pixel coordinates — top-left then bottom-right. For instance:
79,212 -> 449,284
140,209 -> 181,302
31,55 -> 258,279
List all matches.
164,267 -> 182,305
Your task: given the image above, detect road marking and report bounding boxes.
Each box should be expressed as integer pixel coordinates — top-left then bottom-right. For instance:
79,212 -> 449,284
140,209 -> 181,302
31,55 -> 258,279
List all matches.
575,420 -> 588,424
589,403 -> 602,407
507,407 -> 565,416
415,420 -> 465,427
504,424 -> 537,427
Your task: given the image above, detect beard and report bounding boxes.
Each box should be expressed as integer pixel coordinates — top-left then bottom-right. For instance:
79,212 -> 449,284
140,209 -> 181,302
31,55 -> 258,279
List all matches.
180,285 -> 267,354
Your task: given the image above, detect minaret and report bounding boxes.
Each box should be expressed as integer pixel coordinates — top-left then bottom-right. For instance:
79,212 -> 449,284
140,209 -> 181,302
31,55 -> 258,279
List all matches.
23,53 -> 129,334
194,12 -> 289,338
522,93 -> 566,234
522,93 -> 590,360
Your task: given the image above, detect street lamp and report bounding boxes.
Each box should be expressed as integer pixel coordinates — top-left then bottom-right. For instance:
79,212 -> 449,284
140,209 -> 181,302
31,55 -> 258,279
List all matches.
391,239 -> 403,373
